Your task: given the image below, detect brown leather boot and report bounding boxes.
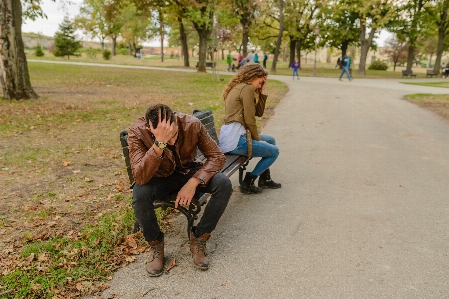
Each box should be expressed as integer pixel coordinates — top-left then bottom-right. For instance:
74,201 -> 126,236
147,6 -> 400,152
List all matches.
190,231 -> 210,270
145,239 -> 164,276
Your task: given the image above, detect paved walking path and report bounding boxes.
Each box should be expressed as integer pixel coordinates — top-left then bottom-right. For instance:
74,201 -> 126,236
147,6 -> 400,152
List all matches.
70,63 -> 449,298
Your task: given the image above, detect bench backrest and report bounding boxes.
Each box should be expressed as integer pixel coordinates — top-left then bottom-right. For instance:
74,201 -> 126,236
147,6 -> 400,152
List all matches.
120,109 -> 219,187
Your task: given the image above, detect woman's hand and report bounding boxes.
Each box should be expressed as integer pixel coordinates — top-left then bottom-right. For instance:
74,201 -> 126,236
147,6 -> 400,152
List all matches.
261,76 -> 268,94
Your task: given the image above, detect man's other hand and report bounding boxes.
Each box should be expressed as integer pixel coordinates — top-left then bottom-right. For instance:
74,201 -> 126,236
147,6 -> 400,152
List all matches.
175,177 -> 201,208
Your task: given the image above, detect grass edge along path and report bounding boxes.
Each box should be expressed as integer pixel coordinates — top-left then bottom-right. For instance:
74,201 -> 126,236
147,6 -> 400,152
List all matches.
401,81 -> 449,89
404,93 -> 449,122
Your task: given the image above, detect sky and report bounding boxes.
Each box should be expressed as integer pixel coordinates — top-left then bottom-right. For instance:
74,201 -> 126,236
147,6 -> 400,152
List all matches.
22,0 -> 391,46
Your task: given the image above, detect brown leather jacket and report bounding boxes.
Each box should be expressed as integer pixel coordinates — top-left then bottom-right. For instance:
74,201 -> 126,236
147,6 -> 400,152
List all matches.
128,112 -> 225,186
223,82 -> 267,141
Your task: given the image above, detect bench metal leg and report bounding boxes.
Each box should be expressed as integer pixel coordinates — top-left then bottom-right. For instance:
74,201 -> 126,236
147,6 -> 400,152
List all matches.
239,160 -> 250,185
132,202 -> 202,239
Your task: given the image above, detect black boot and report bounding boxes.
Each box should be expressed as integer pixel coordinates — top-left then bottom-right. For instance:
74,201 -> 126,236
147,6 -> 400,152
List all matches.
240,172 -> 263,194
258,169 -> 282,189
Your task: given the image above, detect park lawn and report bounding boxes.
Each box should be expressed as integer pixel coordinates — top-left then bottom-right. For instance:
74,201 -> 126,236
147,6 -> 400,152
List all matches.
401,81 -> 449,89
0,63 -> 287,299
405,93 -> 449,121
28,51 -> 420,79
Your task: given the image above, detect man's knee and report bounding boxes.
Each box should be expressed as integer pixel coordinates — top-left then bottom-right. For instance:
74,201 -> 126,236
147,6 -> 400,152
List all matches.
210,173 -> 232,195
132,183 -> 156,206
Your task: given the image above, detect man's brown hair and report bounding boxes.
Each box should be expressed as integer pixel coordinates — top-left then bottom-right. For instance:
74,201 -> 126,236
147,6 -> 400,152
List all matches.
145,104 -> 176,129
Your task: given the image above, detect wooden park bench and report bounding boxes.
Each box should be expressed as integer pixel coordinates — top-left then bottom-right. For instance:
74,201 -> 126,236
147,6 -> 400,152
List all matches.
402,70 -> 417,78
120,109 -> 250,238
426,69 -> 438,78
195,61 -> 216,69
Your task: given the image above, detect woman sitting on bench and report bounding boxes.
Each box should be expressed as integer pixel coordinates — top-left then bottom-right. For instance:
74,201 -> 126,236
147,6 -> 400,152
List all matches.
219,63 -> 282,194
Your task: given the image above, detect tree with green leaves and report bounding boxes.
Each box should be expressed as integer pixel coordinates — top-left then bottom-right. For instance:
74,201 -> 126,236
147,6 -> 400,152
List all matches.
390,0 -> 432,72
283,0 -> 324,67
231,0 -> 258,58
53,17 -> 82,59
75,0 -> 127,55
168,0 -> 216,72
342,0 -> 395,75
119,3 -> 154,56
429,0 -> 449,73
321,1 -> 360,61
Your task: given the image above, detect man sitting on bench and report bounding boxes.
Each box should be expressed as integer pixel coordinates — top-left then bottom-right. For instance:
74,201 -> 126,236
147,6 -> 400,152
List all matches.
128,104 -> 232,276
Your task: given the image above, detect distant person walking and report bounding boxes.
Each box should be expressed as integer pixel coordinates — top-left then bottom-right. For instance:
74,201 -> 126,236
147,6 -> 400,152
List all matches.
339,51 -> 352,81
263,53 -> 268,68
254,53 -> 259,64
290,58 -> 300,80
244,50 -> 254,65
226,52 -> 232,72
335,57 -> 341,69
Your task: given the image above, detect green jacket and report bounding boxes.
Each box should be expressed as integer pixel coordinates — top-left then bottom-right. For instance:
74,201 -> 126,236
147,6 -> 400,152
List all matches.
226,54 -> 232,64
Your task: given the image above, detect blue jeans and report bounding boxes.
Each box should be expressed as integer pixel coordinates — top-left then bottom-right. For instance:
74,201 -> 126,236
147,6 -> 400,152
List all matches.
292,69 -> 299,77
339,66 -> 351,80
228,134 -> 279,176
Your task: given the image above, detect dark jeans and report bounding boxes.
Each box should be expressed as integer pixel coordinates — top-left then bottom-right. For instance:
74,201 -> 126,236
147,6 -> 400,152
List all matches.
132,168 -> 232,242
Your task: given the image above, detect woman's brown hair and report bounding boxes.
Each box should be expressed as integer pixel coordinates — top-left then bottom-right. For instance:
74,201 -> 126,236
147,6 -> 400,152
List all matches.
223,63 -> 268,101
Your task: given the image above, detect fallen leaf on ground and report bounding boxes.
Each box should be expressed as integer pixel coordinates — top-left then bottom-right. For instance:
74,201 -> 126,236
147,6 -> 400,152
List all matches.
165,257 -> 178,273
125,235 -> 137,249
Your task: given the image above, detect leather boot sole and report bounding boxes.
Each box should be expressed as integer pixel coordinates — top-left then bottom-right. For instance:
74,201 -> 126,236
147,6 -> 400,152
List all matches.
193,262 -> 209,270
240,187 -> 263,194
146,269 -> 164,277
259,184 -> 282,189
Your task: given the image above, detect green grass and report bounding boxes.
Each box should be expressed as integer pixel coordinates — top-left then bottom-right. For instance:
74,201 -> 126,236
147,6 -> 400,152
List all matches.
401,82 -> 449,88
1,206 -> 136,299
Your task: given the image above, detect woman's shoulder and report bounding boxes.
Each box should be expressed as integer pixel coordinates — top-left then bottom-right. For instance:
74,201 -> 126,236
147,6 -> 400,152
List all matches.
233,82 -> 252,91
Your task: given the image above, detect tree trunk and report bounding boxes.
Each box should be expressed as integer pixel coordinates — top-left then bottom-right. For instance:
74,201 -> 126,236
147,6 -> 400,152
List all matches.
0,0 -> 37,99
282,45 -> 287,62
358,19 -> 376,76
406,45 -> 415,71
112,35 -> 117,56
159,9 -> 164,62
289,36 -> 295,66
178,17 -> 190,67
341,40 -> 349,60
101,40 -> 105,52
128,42 -> 132,56
192,8 -> 213,72
296,39 -> 301,64
434,3 -> 448,74
271,0 -> 284,72
197,32 -> 209,72
242,22 -> 249,58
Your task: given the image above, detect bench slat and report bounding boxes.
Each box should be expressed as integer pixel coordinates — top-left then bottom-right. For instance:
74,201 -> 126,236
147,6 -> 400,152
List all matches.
223,154 -> 249,177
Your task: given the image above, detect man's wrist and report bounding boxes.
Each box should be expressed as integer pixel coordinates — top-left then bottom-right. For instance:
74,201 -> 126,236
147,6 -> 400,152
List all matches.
190,177 -> 202,186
